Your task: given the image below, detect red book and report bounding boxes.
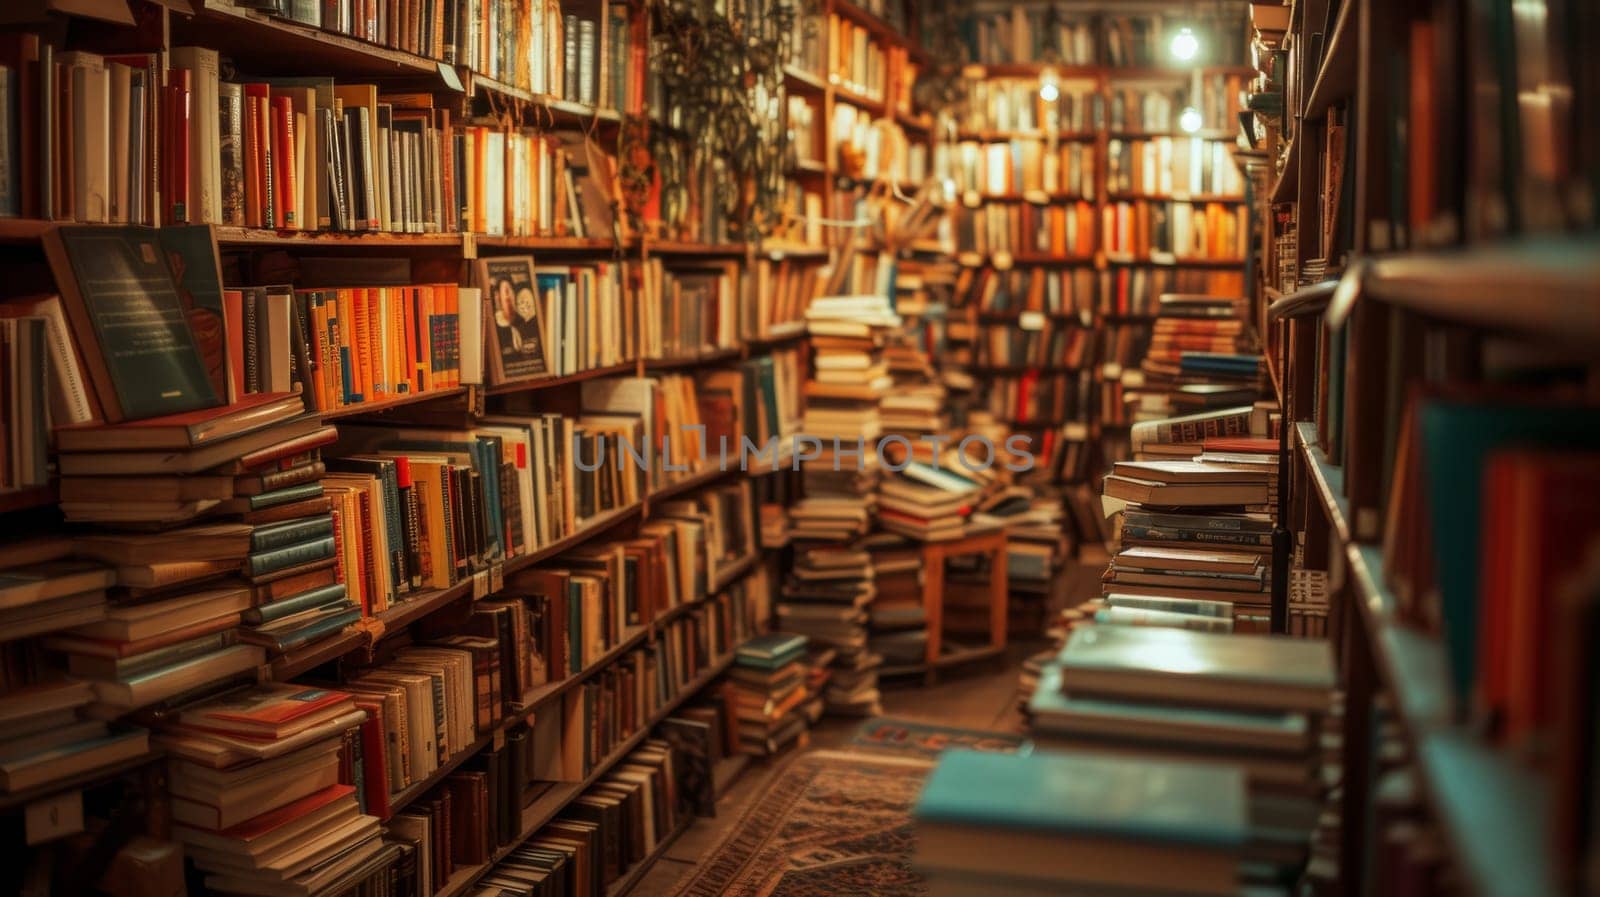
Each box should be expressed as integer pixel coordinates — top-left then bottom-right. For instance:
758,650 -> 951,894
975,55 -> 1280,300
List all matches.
1203,437 -> 1280,455
218,425 -> 339,474
352,700 -> 392,818
177,682 -> 355,739
218,783 -> 355,842
243,85 -> 272,228
271,95 -> 297,229
54,392 -> 304,452
165,68 -> 191,224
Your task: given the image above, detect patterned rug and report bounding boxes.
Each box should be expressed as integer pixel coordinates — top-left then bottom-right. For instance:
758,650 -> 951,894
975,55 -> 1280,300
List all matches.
668,750 -> 934,897
849,716 -> 1030,758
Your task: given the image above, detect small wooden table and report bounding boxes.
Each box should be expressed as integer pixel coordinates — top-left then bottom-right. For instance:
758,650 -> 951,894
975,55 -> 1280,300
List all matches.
920,527 -> 1009,685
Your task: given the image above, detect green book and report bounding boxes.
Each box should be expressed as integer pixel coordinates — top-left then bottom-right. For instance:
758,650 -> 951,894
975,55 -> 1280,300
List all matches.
43,225 -> 223,422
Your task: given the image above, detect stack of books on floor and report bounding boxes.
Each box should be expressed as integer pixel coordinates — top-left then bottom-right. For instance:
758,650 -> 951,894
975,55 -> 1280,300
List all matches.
775,545 -> 882,717
155,684 -> 394,896
0,680 -> 150,797
1102,456 -> 1274,629
914,748 -> 1251,897
724,634 -> 811,756
861,533 -> 928,675
1027,625 -> 1334,883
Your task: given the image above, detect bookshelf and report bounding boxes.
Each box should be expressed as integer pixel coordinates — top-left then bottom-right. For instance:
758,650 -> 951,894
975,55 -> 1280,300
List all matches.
0,1 -> 824,889
1243,0 -> 1596,891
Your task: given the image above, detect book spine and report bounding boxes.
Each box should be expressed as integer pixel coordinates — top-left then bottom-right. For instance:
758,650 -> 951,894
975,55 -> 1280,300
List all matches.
256,607 -> 360,651
242,582 -> 348,624
247,535 -> 337,579
250,514 -> 336,553
247,481 -> 325,510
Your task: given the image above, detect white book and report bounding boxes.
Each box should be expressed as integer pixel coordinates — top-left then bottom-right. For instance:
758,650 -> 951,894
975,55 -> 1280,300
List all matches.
170,48 -> 221,223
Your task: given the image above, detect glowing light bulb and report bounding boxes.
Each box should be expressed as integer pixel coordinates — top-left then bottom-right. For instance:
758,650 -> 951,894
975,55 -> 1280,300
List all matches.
1040,82 -> 1059,102
1178,106 -> 1204,134
1171,26 -> 1200,61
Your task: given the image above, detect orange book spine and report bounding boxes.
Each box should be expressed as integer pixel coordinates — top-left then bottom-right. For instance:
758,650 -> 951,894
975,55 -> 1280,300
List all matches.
272,95 -> 297,229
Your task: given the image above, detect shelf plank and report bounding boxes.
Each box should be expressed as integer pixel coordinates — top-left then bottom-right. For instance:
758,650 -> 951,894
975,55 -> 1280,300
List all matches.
320,387 -> 467,421
1304,0 -> 1358,118
1356,238 -> 1600,348
484,362 -> 638,396
176,3 -> 447,79
643,348 -> 742,371
474,235 -> 633,252
1419,732 -> 1559,897
1295,422 -> 1351,544
212,227 -> 464,248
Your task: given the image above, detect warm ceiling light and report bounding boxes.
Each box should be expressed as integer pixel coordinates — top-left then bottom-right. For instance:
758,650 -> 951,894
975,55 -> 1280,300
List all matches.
1178,106 -> 1204,133
1171,26 -> 1200,61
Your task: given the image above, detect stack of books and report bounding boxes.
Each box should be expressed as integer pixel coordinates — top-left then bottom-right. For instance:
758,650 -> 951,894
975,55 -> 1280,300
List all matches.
725,633 -> 811,756
1125,295 -> 1266,423
0,546 -> 114,646
913,748 -> 1250,897
1101,458 -> 1274,628
156,684 -> 393,896
57,395 -> 359,672
0,680 -> 150,796
775,546 -> 882,716
861,533 -> 927,673
878,460 -> 985,542
1027,625 -> 1335,878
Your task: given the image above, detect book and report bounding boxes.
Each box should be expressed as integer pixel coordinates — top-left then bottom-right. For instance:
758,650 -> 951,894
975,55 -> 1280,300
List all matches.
42,224 -> 226,421
913,748 -> 1246,895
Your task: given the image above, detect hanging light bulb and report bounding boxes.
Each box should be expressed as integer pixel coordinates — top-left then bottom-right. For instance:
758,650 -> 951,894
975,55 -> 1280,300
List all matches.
1170,26 -> 1200,61
1039,67 -> 1059,103
1178,106 -> 1204,134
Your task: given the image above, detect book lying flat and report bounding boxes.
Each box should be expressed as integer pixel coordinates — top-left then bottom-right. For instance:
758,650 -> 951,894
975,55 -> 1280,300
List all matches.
1056,626 -> 1335,712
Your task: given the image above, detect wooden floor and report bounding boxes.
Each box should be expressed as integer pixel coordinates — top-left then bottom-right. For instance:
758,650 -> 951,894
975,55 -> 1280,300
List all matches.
624,555 -> 1105,897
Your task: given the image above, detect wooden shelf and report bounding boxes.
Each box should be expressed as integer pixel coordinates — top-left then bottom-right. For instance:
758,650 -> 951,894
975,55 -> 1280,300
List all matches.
484,362 -> 638,396
1270,138 -> 1298,204
1104,256 -> 1247,269
474,235 -> 633,253
319,387 -> 467,421
1353,237 -> 1600,348
212,227 -> 464,248
955,129 -> 1099,142
648,242 -> 749,257
466,73 -> 623,124
1296,424 -> 1558,897
175,3 -> 450,80
783,66 -> 828,94
0,485 -> 57,514
643,348 -> 742,370
971,192 -> 1095,203
1105,193 -> 1247,204
1304,0 -> 1358,118
831,85 -> 887,115
1418,732 -> 1558,897
605,817 -> 693,897
0,748 -> 164,812
647,467 -> 737,505
432,652 -> 737,897
1006,254 -> 1098,266
0,218 -> 51,244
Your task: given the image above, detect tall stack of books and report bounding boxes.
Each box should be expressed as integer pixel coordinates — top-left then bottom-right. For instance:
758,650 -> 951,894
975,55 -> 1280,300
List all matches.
156,684 -> 393,896
56,395 -> 356,682
1101,458 -> 1274,630
877,459 -> 985,543
1027,626 -> 1335,880
790,295 -> 900,540
861,532 -> 927,675
775,545 -> 882,717
724,633 -> 810,756
914,748 -> 1250,897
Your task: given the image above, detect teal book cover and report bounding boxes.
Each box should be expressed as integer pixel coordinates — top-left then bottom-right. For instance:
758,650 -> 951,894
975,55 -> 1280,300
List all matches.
914,748 -> 1247,847
1419,398 -> 1600,702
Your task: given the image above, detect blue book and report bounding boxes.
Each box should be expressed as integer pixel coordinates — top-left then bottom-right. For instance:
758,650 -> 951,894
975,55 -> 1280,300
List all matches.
915,748 -> 1246,845
736,633 -> 807,669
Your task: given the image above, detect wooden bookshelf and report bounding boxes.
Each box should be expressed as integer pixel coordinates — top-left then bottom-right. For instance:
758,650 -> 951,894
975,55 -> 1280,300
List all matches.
431,651 -> 738,897
318,387 -> 468,421
482,362 -> 639,396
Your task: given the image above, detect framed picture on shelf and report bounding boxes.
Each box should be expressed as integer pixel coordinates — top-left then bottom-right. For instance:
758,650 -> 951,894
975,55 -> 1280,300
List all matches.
474,255 -> 551,385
